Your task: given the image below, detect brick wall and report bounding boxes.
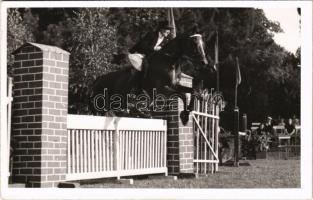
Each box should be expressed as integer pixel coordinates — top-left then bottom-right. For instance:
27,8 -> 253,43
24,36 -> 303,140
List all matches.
11,43 -> 70,187
154,73 -> 194,175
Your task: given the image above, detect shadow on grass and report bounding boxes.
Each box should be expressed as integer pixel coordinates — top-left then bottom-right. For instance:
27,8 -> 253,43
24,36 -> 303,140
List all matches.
221,160 -> 252,167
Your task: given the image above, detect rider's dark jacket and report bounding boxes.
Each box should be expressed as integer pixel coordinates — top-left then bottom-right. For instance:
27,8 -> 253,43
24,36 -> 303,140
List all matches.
129,31 -> 170,56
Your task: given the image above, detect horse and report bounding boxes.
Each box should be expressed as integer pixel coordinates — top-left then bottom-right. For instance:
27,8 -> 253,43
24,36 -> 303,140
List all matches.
91,32 -> 210,125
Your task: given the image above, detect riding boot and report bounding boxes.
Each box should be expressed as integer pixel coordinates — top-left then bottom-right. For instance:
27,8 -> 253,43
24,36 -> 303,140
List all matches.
141,57 -> 149,80
135,57 -> 149,93
129,69 -> 142,95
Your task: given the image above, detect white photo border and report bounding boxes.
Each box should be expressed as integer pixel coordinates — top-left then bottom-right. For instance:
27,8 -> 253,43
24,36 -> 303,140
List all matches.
0,1 -> 312,200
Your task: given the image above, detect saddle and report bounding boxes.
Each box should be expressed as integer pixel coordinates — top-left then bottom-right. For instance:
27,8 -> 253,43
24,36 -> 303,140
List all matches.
112,53 -> 145,72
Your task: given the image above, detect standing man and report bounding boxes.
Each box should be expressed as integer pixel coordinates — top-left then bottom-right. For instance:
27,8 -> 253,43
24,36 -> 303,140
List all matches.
285,118 -> 296,144
128,20 -> 173,93
285,118 -> 296,135
264,116 -> 273,136
264,116 -> 274,148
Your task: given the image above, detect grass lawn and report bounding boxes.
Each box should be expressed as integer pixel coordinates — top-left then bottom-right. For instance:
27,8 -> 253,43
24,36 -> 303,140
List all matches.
80,159 -> 300,188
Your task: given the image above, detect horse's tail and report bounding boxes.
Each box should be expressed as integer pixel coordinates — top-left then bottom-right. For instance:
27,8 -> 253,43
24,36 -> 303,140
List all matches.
89,67 -> 134,115
88,86 -> 98,115
89,75 -> 106,115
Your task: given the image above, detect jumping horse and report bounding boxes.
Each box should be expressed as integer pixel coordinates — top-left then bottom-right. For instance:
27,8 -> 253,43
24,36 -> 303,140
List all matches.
91,32 -> 209,125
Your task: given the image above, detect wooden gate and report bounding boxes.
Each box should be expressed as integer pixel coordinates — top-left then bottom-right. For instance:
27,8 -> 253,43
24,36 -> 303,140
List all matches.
192,91 -> 223,174
66,115 -> 167,181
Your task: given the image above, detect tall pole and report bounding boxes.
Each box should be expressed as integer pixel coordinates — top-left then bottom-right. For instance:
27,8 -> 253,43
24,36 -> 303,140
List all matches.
234,106 -> 239,167
234,56 -> 241,167
214,30 -> 219,92
168,8 -> 176,38
242,113 -> 247,132
234,56 -> 241,107
234,79 -> 238,109
216,65 -> 220,92
234,66 -> 239,166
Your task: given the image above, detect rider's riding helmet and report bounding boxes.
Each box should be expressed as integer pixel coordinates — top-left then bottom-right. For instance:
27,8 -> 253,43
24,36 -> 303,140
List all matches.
157,20 -> 174,31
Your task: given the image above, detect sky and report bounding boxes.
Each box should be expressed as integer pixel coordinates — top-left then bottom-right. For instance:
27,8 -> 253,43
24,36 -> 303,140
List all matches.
262,8 -> 301,54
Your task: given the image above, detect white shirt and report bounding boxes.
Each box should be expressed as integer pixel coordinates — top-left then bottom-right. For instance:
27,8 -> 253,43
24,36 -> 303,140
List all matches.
154,32 -> 164,50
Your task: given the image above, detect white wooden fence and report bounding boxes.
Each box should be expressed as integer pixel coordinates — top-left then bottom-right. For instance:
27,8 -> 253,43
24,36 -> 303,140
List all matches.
192,92 -> 222,174
66,115 -> 167,181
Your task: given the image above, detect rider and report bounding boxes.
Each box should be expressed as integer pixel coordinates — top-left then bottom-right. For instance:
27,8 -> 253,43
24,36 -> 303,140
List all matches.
128,20 -> 174,93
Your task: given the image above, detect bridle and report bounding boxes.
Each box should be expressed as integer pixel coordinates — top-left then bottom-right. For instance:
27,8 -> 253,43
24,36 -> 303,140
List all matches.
158,34 -> 208,68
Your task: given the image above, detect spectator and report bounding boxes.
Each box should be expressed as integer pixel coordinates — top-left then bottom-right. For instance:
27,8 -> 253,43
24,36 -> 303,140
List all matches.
264,116 -> 273,136
264,116 -> 275,148
278,118 -> 285,126
293,118 -> 300,126
285,118 -> 296,145
255,123 -> 270,152
285,118 -> 296,136
257,123 -> 266,136
292,115 -> 300,126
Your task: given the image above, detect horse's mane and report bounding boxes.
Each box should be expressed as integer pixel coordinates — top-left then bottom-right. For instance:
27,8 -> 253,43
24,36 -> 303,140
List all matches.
160,34 -> 185,54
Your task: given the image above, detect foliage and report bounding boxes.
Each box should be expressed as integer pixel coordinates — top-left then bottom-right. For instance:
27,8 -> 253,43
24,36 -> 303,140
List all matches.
107,8 -> 168,54
268,51 -> 300,118
67,8 -> 119,114
249,132 -> 271,152
7,8 -> 38,75
208,9 -> 299,121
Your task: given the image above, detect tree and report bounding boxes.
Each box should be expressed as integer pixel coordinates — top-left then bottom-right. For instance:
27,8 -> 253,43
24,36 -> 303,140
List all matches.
7,8 -> 38,75
67,8 -> 118,114
167,8 -> 299,122
107,8 -> 167,55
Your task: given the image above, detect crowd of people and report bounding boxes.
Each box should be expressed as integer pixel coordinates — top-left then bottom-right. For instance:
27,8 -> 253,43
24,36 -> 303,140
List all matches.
245,116 -> 300,153
258,116 -> 299,136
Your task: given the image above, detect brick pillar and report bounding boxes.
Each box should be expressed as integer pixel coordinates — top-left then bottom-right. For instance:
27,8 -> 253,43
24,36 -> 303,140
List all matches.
11,43 -> 70,187
154,73 -> 194,175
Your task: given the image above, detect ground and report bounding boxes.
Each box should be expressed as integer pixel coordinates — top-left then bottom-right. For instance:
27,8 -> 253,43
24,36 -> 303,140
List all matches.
79,159 -> 300,188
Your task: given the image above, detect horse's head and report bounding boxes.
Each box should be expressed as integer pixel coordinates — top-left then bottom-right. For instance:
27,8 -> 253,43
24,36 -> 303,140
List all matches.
181,33 -> 208,66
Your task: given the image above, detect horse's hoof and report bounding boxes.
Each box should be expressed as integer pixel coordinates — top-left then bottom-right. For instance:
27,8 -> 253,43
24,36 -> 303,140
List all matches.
180,110 -> 190,125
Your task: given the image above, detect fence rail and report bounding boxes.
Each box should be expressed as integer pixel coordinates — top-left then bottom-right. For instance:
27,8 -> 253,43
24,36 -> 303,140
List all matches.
66,115 -> 167,181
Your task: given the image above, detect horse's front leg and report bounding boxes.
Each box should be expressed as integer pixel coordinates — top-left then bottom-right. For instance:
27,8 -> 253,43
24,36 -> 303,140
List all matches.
163,85 -> 193,125
163,85 -> 189,111
172,84 -> 197,112
179,94 -> 192,125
